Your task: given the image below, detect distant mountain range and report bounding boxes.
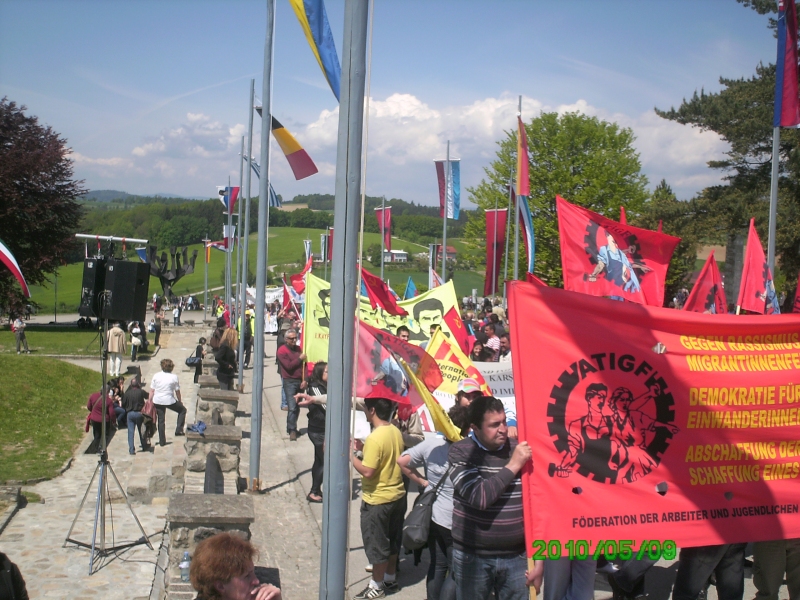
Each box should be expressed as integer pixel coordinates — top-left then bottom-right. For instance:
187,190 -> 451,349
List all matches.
82,190 -> 209,202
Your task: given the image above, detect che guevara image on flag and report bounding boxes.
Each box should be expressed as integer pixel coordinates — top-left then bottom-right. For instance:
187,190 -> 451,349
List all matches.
509,280 -> 800,550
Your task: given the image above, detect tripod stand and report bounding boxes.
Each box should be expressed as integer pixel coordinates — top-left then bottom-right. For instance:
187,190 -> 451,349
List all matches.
64,288 -> 153,574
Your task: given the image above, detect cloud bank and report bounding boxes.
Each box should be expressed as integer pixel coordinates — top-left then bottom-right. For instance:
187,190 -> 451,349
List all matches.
72,92 -> 729,203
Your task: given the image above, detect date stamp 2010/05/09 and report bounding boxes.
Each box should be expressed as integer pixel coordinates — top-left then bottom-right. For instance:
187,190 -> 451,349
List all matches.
531,540 -> 677,561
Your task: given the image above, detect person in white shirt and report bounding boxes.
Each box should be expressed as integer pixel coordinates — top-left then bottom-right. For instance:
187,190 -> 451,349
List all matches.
498,333 -> 512,363
148,358 -> 186,446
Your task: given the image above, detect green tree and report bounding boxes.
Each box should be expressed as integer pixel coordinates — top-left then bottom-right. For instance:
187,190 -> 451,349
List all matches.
466,111 -> 649,285
0,99 -> 85,313
654,1 -> 800,309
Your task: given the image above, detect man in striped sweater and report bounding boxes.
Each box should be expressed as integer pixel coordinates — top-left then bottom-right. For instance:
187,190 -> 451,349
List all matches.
448,395 -> 541,600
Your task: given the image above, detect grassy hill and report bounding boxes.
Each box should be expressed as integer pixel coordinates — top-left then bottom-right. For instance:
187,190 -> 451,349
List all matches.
29,228 -> 481,311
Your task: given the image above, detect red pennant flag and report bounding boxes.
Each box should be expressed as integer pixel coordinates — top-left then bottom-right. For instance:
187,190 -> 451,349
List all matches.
289,255 -> 314,294
361,267 -> 408,316
620,206 -> 627,225
684,250 -> 727,314
516,116 -> 530,197
793,272 -> 800,313
556,195 -> 680,306
443,306 -> 470,354
737,218 -> 775,314
375,207 -> 392,252
484,208 -> 508,296
327,227 -> 334,262
356,321 -> 443,406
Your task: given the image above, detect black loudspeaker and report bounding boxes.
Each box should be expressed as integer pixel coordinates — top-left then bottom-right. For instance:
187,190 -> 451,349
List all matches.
101,259 -> 150,323
79,258 -> 107,317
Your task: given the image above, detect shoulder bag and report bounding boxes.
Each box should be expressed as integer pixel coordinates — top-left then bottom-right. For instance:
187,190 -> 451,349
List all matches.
402,464 -> 454,551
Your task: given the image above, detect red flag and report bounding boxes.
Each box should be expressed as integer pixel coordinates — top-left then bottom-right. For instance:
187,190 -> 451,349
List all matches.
684,250 -> 727,314
526,272 -> 548,287
289,255 -> 314,294
327,227 -> 334,261
775,0 -> 800,127
792,272 -> 800,313
620,206 -> 627,225
516,116 -> 530,196
361,267 -> 408,316
443,306 -> 470,354
556,195 -> 680,306
357,321 -> 443,406
375,207 -> 392,252
484,208 -> 508,296
737,218 -> 773,314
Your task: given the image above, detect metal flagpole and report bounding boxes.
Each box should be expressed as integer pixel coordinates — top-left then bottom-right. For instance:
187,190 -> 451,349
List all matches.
324,228 -> 329,281
319,0 -> 369,596
767,126 -> 780,276
250,0 -> 275,492
236,136 -> 245,328
503,176 -> 512,298
202,236 -> 210,319
491,198 -> 498,298
442,140 -> 449,284
380,196 -> 385,280
226,176 -> 233,311
514,95 -> 522,282
238,79 -> 255,391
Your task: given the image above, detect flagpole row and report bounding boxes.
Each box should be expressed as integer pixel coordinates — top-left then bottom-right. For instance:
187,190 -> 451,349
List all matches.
238,80 -> 256,391
503,175 -> 512,298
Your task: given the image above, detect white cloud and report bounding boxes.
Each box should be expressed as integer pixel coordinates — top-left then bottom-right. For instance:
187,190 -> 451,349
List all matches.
71,93 -> 729,202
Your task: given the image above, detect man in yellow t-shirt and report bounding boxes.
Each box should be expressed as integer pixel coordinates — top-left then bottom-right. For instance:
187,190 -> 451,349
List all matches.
351,397 -> 406,599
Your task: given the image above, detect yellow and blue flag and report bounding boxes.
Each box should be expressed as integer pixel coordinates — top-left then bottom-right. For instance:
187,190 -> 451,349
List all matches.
288,0 -> 341,101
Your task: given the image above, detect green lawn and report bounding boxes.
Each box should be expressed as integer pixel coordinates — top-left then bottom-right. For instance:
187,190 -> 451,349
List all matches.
0,325 -> 154,358
29,228 -> 476,311
0,356 -> 100,482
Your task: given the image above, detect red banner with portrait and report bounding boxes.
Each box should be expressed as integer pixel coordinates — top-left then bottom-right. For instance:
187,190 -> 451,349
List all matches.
557,195 -> 680,307
508,280 -> 800,556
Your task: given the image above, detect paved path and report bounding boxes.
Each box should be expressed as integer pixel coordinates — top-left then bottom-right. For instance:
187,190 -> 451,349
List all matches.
0,312 -> 788,600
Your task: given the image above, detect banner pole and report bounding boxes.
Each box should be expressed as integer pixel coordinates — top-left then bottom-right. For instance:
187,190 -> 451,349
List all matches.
504,175 -> 512,300
380,196 -> 385,280
250,0 -> 276,493
319,0 -> 369,596
236,137 -> 245,331
492,198 -> 498,298
237,80 -> 255,391
767,126 -> 780,276
442,140 -> 449,284
202,236 -> 210,319
514,95 -> 522,281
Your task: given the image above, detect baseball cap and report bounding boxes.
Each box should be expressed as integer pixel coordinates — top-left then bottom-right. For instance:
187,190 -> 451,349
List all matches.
457,378 -> 482,394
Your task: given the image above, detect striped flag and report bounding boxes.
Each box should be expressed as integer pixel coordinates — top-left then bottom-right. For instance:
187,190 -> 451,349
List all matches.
435,159 -> 461,219
216,186 -> 240,214
242,155 -> 283,207
254,105 -> 318,180
0,238 -> 30,297
288,0 -> 341,101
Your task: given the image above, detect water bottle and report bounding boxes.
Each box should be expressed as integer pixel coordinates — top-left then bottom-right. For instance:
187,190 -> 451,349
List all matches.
179,551 -> 191,582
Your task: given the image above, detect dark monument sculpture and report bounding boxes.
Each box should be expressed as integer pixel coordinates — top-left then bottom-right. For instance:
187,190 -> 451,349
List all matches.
147,245 -> 198,301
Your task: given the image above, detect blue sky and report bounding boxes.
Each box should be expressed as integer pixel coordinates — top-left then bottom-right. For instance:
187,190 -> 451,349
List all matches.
0,1 -> 778,207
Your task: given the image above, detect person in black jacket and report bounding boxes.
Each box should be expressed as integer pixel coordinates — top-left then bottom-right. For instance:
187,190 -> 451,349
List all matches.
0,552 -> 29,600
123,376 -> 150,455
295,361 -> 327,503
214,328 -> 238,391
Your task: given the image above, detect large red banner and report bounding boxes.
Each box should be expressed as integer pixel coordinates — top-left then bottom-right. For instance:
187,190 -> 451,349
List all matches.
509,281 -> 800,553
484,208 -> 507,296
557,195 -> 680,307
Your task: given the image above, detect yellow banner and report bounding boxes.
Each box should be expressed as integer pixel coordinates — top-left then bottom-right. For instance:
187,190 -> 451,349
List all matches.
303,273 -> 461,363
425,328 -> 492,397
402,359 -> 462,443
